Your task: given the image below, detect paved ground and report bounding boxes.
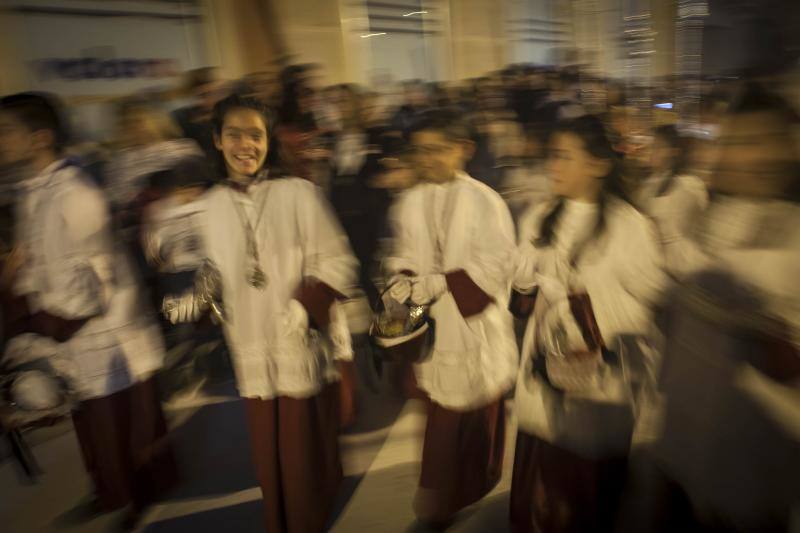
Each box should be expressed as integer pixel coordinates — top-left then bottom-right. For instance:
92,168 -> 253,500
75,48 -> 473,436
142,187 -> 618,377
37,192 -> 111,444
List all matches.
0,370 -> 517,533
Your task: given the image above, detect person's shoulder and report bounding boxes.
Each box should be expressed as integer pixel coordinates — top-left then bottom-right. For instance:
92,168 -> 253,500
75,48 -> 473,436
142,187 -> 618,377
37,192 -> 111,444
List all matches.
606,197 -> 658,242
266,176 -> 320,197
674,174 -> 709,198
607,196 -> 646,223
456,172 -> 503,201
394,182 -> 427,202
201,183 -> 227,202
54,164 -> 111,235
387,186 -> 423,219
57,163 -> 105,205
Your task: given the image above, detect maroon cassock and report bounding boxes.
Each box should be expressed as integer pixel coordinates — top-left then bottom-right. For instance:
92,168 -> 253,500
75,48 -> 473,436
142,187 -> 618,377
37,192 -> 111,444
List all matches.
509,291 -> 628,533
72,377 -> 178,512
509,433 -> 627,533
244,279 -> 348,533
412,269 -> 508,523
1,290 -> 178,512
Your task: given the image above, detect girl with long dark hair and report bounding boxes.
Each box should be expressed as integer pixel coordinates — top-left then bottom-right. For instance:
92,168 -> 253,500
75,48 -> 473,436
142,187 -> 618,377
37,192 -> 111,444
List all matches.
509,114 -> 666,533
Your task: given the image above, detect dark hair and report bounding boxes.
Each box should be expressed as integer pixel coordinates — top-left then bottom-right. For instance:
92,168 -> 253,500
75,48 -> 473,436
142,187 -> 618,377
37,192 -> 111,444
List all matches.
185,67 -> 219,92
652,124 -> 688,195
277,64 -> 317,128
408,108 -> 471,143
536,114 -> 628,264
211,93 -> 272,177
212,93 -> 272,137
148,155 -> 212,192
0,92 -> 69,153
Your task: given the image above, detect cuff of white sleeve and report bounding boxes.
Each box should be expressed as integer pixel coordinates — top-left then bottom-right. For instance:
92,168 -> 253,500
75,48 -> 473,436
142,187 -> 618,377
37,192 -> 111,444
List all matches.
288,299 -> 310,331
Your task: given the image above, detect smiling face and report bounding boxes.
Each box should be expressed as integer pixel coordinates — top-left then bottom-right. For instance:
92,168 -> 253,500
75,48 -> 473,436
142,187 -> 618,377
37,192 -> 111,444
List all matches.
214,107 -> 268,183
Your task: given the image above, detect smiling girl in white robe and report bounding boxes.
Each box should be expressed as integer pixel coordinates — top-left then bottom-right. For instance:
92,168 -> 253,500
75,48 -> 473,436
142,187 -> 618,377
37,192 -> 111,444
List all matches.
164,93 -> 358,533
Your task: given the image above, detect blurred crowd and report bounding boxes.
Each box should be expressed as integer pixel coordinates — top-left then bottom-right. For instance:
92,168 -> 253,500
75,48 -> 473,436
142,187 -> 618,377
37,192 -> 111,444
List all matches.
0,59 -> 798,533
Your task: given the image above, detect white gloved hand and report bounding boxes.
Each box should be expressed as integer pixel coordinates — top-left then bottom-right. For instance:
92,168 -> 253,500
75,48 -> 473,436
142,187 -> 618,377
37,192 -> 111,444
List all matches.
410,274 -> 448,305
329,302 -> 353,361
387,276 -> 412,304
538,299 -> 587,357
283,299 -> 309,334
162,291 -> 203,324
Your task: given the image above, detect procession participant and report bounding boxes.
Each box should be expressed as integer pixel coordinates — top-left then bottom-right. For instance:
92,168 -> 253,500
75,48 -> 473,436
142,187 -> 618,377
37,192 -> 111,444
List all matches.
510,114 -> 665,533
165,93 -> 358,533
636,83 -> 800,533
0,92 -> 175,524
384,109 -> 518,526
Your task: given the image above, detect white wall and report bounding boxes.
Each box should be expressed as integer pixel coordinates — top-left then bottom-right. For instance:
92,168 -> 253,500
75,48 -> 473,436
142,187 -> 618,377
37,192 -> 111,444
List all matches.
4,0 -> 209,97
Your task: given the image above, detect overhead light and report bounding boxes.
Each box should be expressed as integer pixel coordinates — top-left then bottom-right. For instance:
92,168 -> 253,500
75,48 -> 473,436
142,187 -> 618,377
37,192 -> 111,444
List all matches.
361,32 -> 387,38
403,11 -> 427,16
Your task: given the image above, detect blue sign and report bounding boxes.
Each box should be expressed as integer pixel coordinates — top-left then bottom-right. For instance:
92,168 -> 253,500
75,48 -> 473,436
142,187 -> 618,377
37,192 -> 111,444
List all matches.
34,57 -> 180,81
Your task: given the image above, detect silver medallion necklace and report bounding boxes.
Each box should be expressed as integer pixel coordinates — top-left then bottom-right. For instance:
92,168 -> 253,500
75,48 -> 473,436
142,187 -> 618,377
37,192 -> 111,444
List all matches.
227,184 -> 269,289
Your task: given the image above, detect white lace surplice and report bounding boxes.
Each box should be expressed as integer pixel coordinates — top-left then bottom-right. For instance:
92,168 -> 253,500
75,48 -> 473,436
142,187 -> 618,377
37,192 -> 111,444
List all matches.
14,161 -> 165,400
513,197 -> 667,457
385,171 -> 519,411
199,178 -> 358,400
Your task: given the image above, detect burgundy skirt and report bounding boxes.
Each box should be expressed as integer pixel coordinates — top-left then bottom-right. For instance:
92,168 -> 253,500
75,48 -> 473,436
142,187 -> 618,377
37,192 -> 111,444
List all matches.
244,382 -> 342,533
509,432 -> 628,533
415,398 -> 506,523
71,377 -> 178,512
337,361 -> 357,431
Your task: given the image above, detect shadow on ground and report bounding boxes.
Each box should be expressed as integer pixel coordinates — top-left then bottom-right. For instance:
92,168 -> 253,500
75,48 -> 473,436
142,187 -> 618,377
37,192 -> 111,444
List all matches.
164,400 -> 258,500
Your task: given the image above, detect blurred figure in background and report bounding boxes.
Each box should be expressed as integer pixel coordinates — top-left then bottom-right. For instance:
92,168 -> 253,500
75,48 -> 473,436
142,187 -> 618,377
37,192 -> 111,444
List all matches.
141,156 -> 215,397
384,110 -> 518,526
329,84 -> 385,302
636,125 -> 709,276
164,93 -> 358,533
495,121 -> 552,223
239,67 -> 282,108
107,98 -> 201,212
368,135 -> 419,298
272,64 -> 332,186
635,83 -> 800,533
389,79 -> 432,135
510,115 -> 665,533
0,93 -> 175,526
171,67 -> 227,161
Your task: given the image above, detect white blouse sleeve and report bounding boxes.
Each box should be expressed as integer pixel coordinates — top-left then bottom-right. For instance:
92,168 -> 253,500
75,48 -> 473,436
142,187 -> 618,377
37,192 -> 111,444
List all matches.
49,183 -> 115,319
295,181 -> 359,295
512,202 -> 550,292
462,192 -> 517,299
583,210 -> 667,344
